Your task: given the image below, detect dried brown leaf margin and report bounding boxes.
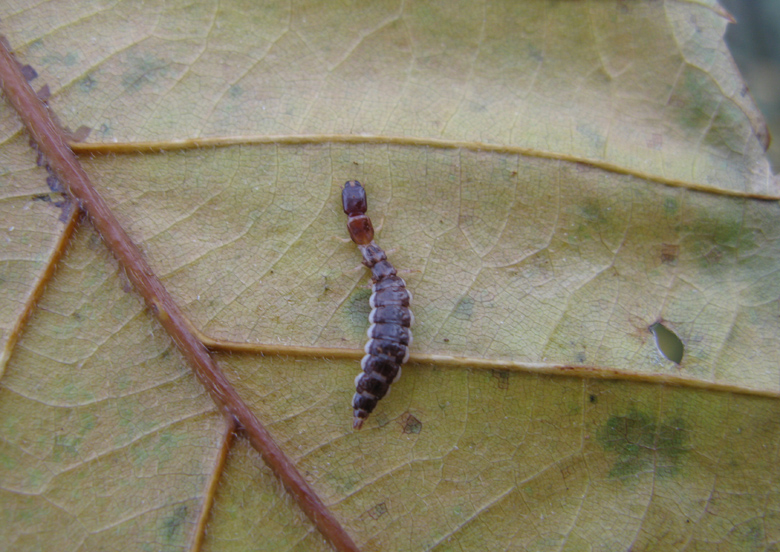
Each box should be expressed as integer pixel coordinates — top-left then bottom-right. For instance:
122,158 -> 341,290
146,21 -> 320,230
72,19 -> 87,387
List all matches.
0,39 -> 360,552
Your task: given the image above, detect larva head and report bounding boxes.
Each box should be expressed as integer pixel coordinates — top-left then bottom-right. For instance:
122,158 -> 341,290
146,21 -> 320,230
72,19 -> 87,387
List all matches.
342,180 -> 368,216
343,180 -> 374,244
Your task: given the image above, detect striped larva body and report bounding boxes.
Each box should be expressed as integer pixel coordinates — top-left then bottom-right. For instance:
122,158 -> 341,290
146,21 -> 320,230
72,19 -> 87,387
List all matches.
342,180 -> 413,430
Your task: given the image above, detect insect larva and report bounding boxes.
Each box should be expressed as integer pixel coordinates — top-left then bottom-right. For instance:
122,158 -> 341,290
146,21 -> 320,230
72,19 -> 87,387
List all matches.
342,180 -> 413,430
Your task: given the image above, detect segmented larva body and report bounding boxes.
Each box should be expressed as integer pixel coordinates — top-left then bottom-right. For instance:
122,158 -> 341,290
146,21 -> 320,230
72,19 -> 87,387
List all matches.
342,180 -> 413,430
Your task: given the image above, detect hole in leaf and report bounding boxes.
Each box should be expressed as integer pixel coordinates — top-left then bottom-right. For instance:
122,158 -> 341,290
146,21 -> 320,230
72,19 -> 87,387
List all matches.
649,322 -> 684,364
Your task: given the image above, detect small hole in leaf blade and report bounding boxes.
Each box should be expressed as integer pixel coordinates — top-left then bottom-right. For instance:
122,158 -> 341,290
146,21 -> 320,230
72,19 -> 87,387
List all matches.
649,322 -> 684,364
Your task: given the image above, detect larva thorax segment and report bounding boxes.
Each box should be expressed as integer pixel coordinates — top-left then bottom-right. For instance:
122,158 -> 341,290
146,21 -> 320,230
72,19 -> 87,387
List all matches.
342,180 -> 413,430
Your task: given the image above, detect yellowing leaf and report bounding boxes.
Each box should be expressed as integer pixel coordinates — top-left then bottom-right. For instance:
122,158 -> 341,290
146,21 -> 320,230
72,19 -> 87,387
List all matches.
0,225 -> 225,549
1,1 -> 779,551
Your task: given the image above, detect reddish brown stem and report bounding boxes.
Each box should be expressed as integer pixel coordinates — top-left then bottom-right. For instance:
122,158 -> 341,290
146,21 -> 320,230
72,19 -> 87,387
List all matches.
0,41 -> 359,552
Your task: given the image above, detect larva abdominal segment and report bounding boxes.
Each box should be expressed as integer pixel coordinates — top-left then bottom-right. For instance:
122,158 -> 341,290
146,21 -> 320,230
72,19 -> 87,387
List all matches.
342,180 -> 413,430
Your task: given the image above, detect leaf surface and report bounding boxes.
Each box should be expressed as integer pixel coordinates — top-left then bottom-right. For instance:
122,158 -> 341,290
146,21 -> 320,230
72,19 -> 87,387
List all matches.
1,1 -> 779,551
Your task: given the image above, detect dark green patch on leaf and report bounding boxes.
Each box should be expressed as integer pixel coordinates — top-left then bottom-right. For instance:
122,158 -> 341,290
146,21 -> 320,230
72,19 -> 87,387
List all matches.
576,123 -> 606,151
579,202 -> 603,223
122,55 -> 170,92
0,453 -> 16,470
676,69 -> 717,132
52,434 -> 81,462
598,408 -> 689,479
704,98 -> 755,153
663,197 -> 679,216
41,50 -> 79,67
79,412 -> 96,434
345,287 -> 371,334
527,43 -> 543,62
78,74 -> 97,93
454,296 -> 474,320
730,518 -> 764,548
161,504 -> 188,541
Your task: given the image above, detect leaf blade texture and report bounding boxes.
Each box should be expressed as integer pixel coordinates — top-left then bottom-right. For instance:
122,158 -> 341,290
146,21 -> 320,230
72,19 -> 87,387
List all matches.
1,1 -> 779,550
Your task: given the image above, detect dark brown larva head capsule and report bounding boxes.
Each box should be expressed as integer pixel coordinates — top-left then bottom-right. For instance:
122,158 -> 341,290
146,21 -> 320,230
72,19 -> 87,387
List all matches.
343,180 -> 374,245
342,180 -> 367,216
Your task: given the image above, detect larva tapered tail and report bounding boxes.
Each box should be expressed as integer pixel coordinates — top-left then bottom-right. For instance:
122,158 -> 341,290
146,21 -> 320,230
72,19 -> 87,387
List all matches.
342,180 -> 413,430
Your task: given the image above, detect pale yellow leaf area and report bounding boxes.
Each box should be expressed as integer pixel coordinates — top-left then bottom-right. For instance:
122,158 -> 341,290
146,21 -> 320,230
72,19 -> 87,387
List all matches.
1,0 -> 779,551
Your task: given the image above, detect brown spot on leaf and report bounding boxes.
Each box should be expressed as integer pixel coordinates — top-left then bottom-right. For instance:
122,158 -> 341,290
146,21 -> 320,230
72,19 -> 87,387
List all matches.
755,121 -> 771,151
400,413 -> 422,434
704,246 -> 723,265
646,133 -> 663,150
575,162 -> 591,173
492,369 -> 510,390
366,502 -> 388,520
660,243 -> 679,264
